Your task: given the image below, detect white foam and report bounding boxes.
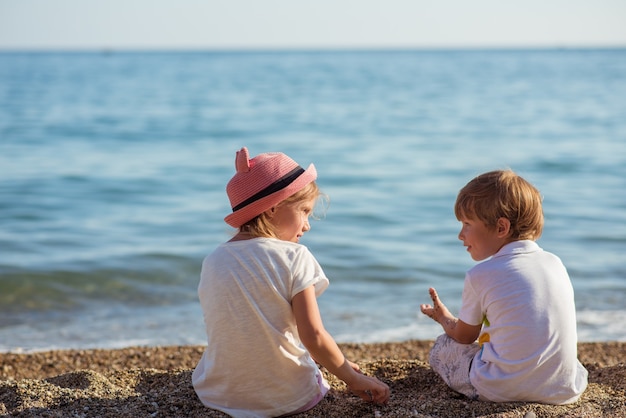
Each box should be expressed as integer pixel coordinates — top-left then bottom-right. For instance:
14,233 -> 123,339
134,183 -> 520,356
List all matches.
576,309 -> 626,342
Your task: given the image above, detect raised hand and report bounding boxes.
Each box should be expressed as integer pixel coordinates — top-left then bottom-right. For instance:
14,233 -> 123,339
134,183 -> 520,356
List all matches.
420,287 -> 453,325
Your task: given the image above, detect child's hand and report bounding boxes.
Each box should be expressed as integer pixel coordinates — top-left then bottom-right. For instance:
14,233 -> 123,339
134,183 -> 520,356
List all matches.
348,360 -> 362,373
420,287 -> 452,324
347,373 -> 390,405
420,287 -> 481,343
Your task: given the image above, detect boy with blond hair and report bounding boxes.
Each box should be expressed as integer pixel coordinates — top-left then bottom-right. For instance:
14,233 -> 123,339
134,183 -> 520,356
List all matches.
421,169 -> 588,404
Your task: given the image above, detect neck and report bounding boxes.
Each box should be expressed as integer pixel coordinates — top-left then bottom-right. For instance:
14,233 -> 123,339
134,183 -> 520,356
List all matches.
229,231 -> 254,242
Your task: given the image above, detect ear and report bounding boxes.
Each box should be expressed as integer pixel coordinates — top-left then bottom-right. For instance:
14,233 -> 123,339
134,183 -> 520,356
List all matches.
265,206 -> 277,218
496,217 -> 511,238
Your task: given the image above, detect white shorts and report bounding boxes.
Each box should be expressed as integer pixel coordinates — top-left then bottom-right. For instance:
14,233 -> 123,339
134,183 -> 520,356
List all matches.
429,334 -> 480,400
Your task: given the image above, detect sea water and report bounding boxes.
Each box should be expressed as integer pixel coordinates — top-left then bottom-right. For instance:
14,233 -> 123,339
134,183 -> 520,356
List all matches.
1,49 -> 625,351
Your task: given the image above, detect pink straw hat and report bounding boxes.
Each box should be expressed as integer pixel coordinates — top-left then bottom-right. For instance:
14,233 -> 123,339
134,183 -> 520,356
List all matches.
224,147 -> 317,228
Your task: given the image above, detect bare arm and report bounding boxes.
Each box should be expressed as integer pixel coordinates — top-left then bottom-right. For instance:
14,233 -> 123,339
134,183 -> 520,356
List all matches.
420,287 -> 481,344
292,286 -> 390,404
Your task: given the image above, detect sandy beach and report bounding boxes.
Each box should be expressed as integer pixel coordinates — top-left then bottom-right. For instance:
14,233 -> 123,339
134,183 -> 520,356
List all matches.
1,340 -> 624,417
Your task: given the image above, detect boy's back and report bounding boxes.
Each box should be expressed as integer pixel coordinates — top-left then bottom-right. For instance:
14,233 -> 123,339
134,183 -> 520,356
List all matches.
461,240 -> 587,404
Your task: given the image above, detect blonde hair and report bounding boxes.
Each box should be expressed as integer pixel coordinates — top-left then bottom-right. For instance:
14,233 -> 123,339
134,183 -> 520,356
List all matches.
454,170 -> 544,240
240,181 -> 324,239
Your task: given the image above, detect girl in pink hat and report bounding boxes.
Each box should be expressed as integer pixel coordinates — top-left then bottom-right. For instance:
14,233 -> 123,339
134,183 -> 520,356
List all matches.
193,147 -> 390,417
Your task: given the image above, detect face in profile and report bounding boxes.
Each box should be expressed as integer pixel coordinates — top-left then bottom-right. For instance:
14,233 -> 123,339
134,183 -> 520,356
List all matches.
270,197 -> 316,243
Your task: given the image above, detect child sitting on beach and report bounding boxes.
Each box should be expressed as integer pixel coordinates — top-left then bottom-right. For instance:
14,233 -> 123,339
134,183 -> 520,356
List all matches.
193,147 -> 390,417
420,169 -> 588,405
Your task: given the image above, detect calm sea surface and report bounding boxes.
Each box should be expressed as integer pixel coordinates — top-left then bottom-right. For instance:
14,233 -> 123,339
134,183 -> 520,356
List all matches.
1,49 -> 625,351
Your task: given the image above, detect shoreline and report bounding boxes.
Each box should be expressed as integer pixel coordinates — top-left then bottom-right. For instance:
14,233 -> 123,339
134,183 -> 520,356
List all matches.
1,340 -> 624,417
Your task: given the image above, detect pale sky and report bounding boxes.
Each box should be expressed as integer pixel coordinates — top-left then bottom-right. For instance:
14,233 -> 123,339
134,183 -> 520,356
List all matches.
1,0 -> 625,50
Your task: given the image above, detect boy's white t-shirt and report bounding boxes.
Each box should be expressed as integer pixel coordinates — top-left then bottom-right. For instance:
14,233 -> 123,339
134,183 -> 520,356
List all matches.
459,240 -> 588,404
192,238 -> 330,418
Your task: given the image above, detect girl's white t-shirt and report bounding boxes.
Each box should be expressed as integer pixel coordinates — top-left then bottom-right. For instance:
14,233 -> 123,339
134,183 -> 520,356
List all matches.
192,238 -> 330,418
459,240 -> 588,404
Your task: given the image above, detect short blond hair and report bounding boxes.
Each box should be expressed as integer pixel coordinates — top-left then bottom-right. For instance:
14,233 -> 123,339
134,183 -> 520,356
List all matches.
454,170 -> 544,240
241,181 -> 321,239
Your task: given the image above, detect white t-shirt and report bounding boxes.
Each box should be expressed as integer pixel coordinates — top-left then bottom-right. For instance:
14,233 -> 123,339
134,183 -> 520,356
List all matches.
192,238 -> 330,418
459,240 -> 588,404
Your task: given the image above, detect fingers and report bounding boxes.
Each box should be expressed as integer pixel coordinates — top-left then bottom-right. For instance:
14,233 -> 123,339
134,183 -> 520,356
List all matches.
421,305 -> 437,322
356,387 -> 389,404
370,379 -> 390,404
350,377 -> 390,404
421,287 -> 440,320
429,287 -> 440,304
371,383 -> 390,404
353,389 -> 372,402
348,360 -> 361,373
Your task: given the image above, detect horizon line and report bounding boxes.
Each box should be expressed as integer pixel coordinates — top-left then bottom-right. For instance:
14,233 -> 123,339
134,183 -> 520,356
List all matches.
1,44 -> 626,53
